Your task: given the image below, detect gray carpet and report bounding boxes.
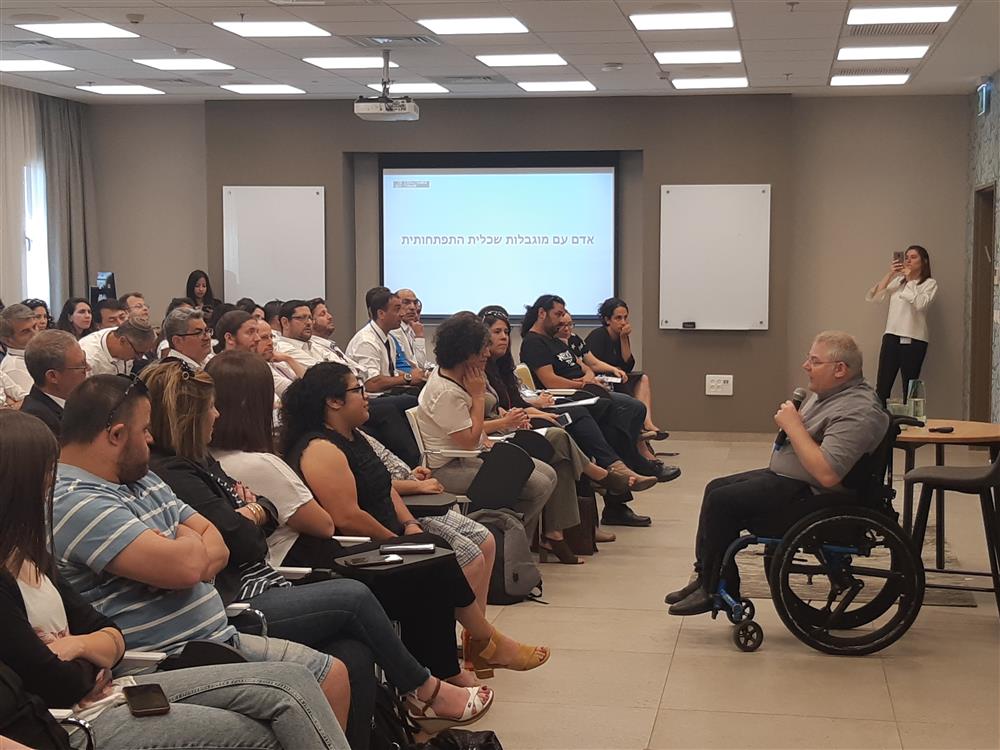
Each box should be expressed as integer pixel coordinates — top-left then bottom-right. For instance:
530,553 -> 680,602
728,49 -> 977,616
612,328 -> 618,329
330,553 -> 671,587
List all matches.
738,512 -> 977,608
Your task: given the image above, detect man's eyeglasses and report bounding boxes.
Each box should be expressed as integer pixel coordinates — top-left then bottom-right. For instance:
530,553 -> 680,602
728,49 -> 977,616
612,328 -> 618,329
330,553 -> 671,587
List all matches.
175,327 -> 213,339
105,374 -> 148,431
290,315 -> 313,322
345,385 -> 365,395
805,355 -> 841,367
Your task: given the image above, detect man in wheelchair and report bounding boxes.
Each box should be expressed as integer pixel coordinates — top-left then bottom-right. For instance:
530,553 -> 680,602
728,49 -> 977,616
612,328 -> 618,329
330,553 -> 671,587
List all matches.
666,331 -> 890,616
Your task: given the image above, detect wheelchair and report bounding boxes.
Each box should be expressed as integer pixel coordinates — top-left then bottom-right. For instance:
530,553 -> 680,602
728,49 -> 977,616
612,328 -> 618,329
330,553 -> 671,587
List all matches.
708,415 -> 926,656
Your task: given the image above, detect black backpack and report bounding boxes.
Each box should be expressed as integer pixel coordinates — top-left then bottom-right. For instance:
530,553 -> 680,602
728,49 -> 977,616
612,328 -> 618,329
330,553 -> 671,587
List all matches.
0,661 -> 74,750
370,680 -> 417,750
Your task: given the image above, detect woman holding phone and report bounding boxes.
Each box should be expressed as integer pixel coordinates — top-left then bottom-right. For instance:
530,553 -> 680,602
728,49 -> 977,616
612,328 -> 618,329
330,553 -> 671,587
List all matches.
866,245 -> 938,404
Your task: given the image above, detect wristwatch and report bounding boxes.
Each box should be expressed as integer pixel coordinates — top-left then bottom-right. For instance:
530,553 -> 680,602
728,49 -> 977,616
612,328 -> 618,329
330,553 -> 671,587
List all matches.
403,372 -> 413,384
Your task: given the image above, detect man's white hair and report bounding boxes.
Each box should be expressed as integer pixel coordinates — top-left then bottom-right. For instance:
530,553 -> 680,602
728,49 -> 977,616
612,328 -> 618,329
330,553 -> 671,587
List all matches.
814,330 -> 862,374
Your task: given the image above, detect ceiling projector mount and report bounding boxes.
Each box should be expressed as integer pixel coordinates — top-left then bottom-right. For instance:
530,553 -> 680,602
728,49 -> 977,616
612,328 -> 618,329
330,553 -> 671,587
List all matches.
354,50 -> 419,122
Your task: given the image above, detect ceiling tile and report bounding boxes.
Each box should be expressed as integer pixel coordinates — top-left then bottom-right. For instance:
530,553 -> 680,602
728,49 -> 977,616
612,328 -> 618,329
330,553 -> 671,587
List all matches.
502,2 -> 631,32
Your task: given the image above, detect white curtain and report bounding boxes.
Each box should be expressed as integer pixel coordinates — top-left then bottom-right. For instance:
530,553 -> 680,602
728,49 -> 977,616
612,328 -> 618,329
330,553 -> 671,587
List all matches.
0,85 -> 43,306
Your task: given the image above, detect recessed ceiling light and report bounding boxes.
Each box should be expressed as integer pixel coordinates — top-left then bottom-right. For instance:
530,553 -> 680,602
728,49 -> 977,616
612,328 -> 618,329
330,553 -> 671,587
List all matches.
847,6 -> 956,25
16,22 -> 139,39
133,58 -> 234,71
671,76 -> 749,90
0,60 -> 74,72
655,50 -> 742,65
417,17 -> 529,35
221,84 -> 306,94
830,74 -> 909,86
304,57 -> 398,69
630,12 -> 733,31
517,81 -> 596,92
476,53 -> 566,67
367,82 -> 449,94
213,21 -> 329,38
76,85 -> 164,95
837,46 -> 929,61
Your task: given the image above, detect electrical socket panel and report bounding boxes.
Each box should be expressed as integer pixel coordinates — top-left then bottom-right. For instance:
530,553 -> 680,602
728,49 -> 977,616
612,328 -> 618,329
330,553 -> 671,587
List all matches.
706,374 -> 734,396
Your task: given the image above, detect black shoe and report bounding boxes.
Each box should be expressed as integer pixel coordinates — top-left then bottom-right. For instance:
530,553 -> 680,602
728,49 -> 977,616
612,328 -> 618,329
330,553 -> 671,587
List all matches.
668,586 -> 713,616
664,576 -> 703,605
601,504 -> 652,527
655,465 -> 681,483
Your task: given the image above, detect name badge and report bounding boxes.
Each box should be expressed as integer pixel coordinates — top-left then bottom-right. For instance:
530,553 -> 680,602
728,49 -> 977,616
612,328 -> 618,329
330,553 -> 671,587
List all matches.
900,337 -> 912,345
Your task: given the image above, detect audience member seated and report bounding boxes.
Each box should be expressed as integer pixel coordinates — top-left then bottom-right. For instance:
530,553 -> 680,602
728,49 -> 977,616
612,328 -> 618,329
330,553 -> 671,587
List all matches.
0,409 -> 352,750
346,287 -> 426,393
79,316 -> 156,376
275,299 -> 343,369
161,307 -> 213,370
280,361 -> 550,684
263,299 -> 284,333
55,297 -> 96,339
0,304 -> 39,391
665,331 -> 890,616
21,298 -> 53,330
22,330 -> 89,437
306,297 -> 366,376
118,292 -> 150,324
214,310 -> 261,354
416,314 -> 558,534
94,298 -> 128,330
51,375 -> 352,731
142,359 -> 494,739
393,288 -> 431,369
186,269 -> 219,312
256,318 -> 305,398
586,297 -> 667,440
519,295 -> 678,488
235,297 -> 266,320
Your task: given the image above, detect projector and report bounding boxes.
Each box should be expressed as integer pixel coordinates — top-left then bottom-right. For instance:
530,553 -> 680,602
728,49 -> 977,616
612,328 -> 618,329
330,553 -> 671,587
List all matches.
354,97 -> 419,122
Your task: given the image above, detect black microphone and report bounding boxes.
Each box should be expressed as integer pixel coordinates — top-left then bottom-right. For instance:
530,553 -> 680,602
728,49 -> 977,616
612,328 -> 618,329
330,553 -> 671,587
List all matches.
773,387 -> 808,450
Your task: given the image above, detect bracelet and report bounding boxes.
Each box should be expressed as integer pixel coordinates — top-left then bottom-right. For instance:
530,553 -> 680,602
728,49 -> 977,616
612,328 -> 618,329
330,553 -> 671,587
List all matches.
247,503 -> 265,526
403,520 -> 422,531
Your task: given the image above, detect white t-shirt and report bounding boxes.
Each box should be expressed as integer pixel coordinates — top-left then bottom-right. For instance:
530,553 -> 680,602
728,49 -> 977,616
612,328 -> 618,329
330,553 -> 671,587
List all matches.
1,368 -> 27,405
0,348 -> 32,392
865,276 -> 938,343
415,368 -> 475,469
211,450 -> 315,566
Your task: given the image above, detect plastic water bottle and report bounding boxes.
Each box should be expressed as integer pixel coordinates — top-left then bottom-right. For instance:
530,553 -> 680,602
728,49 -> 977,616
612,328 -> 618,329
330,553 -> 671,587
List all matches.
907,379 -> 926,420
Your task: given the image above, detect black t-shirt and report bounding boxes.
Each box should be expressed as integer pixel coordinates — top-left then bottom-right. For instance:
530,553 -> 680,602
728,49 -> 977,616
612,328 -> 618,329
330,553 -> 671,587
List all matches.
566,334 -> 589,361
584,326 -> 635,372
520,331 -> 583,380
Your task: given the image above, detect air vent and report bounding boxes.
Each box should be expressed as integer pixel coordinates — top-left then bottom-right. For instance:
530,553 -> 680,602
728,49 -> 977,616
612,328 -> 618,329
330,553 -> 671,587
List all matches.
0,38 -> 81,51
346,35 -> 441,48
848,22 -> 939,37
833,66 -> 911,76
438,75 -> 504,84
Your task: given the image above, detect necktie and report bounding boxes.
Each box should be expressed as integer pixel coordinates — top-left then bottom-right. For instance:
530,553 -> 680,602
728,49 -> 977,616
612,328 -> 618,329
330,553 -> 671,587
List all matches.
384,337 -> 396,376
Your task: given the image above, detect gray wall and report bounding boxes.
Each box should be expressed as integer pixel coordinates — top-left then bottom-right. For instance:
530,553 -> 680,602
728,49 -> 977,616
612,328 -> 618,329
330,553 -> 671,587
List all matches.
85,93 -> 970,431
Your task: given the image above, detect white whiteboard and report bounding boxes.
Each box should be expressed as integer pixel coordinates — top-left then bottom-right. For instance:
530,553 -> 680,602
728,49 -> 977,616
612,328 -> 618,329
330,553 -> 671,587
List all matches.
658,184 -> 770,330
223,186 -> 325,303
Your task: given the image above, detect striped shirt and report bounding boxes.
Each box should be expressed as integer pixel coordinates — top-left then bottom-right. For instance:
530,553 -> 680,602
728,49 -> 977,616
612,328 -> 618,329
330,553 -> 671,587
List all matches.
52,464 -> 236,654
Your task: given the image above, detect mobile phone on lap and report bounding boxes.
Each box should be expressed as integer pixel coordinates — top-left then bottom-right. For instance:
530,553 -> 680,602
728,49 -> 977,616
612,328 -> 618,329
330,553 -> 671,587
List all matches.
123,684 -> 170,717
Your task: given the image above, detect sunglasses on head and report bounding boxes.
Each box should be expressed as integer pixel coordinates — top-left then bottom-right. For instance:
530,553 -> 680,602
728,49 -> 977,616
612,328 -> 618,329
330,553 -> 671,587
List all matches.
105,373 -> 148,431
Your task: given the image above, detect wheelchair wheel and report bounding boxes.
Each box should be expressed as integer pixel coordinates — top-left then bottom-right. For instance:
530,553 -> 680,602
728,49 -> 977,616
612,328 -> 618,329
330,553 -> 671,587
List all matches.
770,506 -> 924,656
733,621 -> 764,652
726,597 -> 755,624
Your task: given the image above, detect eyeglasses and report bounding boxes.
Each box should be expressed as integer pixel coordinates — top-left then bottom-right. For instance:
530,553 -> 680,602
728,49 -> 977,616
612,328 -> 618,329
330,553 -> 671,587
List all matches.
105,374 -> 148,431
175,327 -> 213,338
805,355 -> 841,367
60,364 -> 90,372
290,315 -> 313,322
345,385 -> 365,395
480,309 -> 509,323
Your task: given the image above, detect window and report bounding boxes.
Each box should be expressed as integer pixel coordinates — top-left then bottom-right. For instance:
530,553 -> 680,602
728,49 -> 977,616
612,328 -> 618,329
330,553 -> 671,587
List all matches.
23,160 -> 49,304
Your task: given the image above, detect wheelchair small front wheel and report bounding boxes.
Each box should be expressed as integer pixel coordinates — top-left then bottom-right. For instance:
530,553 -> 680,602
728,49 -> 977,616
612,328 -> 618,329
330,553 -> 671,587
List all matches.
725,597 -> 756,624
733,621 -> 764,652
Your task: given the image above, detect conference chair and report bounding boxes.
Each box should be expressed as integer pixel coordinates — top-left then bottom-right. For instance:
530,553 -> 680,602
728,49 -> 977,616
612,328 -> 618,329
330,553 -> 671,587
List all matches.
405,407 -> 476,514
515,363 -> 535,391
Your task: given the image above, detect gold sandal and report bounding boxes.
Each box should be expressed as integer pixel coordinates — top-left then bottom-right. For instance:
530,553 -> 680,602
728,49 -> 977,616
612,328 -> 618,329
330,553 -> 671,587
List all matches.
468,629 -> 550,679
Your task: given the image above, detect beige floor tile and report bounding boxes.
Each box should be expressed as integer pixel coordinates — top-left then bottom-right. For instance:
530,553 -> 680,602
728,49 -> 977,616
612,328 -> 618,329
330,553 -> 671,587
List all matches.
649,709 -> 902,749
897,721 -> 1000,749
484,647 -> 671,709
661,651 -> 895,720
884,657 -> 1000,725
492,604 -> 681,654
478,702 -> 657,749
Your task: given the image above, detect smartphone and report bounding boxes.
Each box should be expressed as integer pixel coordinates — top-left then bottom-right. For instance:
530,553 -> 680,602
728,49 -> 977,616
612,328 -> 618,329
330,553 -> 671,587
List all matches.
123,684 -> 170,717
892,251 -> 904,265
554,413 -> 572,428
379,543 -> 436,555
345,553 -> 404,567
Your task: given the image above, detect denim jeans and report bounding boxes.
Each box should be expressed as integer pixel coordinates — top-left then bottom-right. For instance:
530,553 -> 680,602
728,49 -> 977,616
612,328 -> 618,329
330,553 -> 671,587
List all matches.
247,576 -> 430,693
87,662 -> 349,749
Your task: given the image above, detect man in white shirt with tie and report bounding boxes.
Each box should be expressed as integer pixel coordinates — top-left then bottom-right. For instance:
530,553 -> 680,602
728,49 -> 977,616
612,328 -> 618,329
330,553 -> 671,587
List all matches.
391,288 -> 430,370
345,287 -> 426,394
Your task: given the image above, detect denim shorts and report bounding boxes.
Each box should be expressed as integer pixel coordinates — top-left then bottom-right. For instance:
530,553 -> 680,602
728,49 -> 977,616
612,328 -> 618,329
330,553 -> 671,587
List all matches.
232,632 -> 333,684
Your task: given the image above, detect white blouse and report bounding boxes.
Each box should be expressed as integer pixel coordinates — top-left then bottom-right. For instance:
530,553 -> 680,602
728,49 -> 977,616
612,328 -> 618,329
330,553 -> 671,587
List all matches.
865,276 -> 938,342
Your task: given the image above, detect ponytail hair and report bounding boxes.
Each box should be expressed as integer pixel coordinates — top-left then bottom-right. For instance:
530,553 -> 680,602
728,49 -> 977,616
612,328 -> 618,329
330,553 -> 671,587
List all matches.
521,294 -> 565,336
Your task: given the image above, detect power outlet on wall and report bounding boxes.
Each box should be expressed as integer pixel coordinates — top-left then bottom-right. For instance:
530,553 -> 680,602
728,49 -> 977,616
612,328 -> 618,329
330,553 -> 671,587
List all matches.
706,374 -> 734,396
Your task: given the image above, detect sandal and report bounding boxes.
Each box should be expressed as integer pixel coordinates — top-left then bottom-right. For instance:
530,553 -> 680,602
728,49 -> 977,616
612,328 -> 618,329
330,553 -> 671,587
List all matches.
539,537 -> 583,565
608,461 -> 656,492
468,629 -> 550,679
406,677 -> 493,734
641,429 -> 670,441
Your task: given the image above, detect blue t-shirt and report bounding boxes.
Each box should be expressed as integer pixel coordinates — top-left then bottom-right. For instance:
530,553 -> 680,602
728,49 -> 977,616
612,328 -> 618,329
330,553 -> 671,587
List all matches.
53,464 -> 236,654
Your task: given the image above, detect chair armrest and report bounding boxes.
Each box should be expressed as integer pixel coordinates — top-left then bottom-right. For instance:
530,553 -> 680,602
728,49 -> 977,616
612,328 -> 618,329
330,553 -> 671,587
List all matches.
332,535 -> 371,544
429,449 -> 482,458
225,602 -> 250,616
118,650 -> 168,671
275,566 -> 313,580
50,708 -> 74,720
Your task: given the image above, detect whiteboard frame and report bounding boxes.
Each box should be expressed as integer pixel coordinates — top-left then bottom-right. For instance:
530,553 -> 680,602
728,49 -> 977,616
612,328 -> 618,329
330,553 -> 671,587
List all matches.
658,184 -> 770,331
222,186 -> 326,304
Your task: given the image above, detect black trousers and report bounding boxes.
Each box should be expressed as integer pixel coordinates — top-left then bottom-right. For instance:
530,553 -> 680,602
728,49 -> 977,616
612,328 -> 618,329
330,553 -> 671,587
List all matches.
693,469 -> 811,595
282,532 -> 475,679
363,394 -> 420,467
875,333 -> 928,405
